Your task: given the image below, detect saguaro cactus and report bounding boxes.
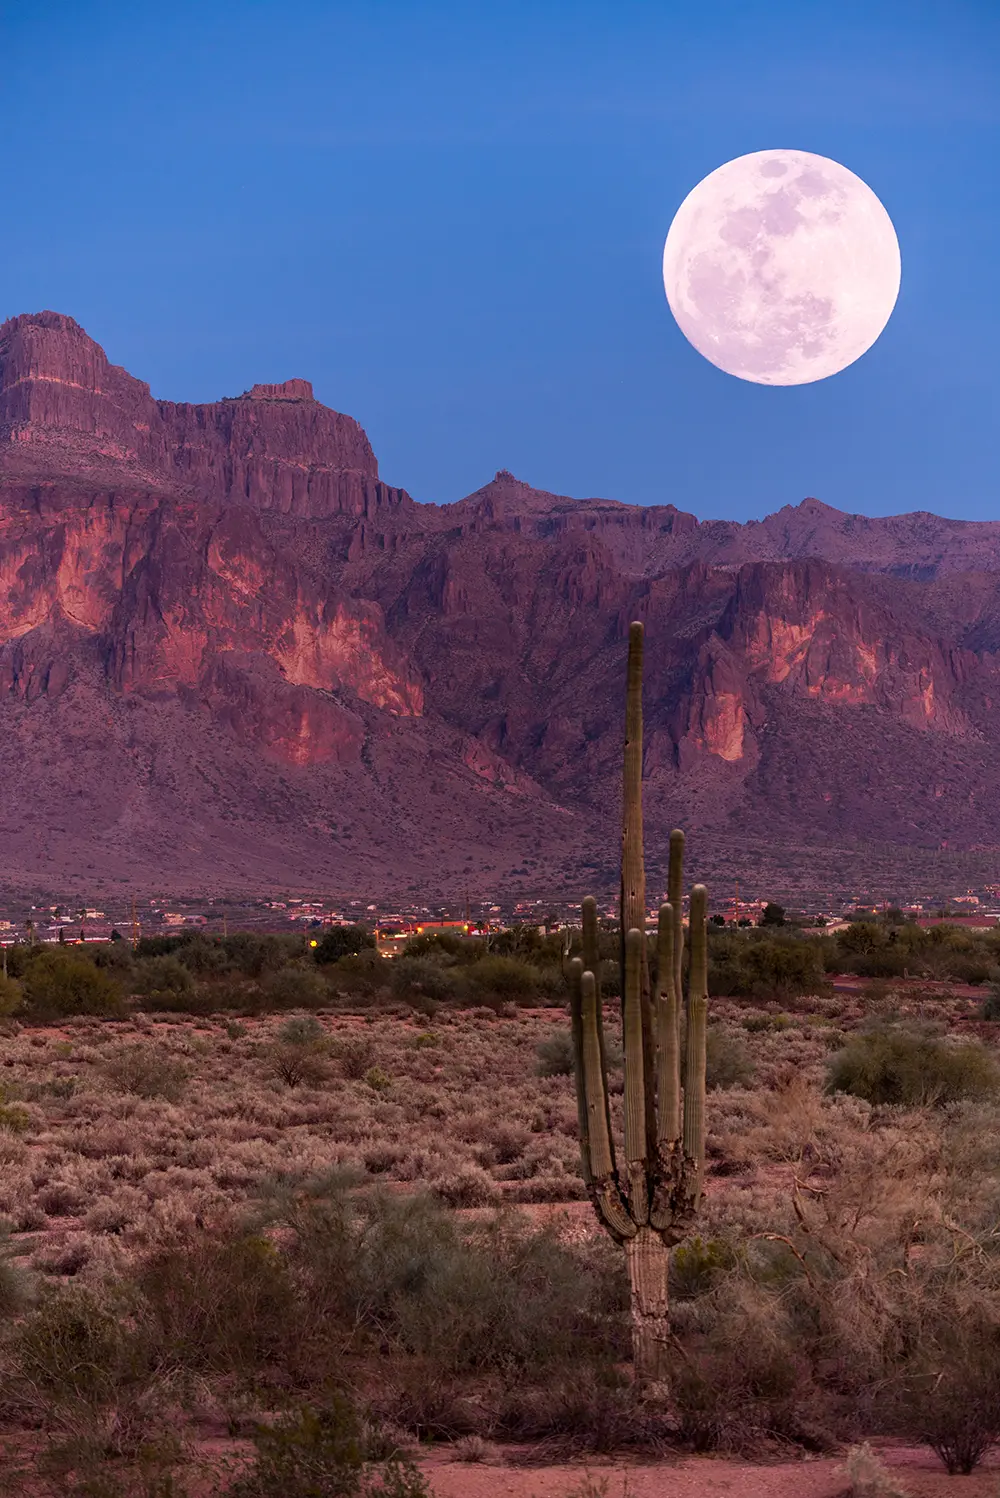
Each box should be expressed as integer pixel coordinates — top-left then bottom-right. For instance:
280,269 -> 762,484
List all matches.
569,619 -> 708,1392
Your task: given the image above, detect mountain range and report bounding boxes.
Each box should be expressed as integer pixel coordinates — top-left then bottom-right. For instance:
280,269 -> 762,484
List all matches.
3,309 -> 1000,907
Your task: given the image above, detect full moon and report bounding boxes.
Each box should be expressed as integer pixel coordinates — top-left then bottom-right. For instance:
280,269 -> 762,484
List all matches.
662,149 -> 901,385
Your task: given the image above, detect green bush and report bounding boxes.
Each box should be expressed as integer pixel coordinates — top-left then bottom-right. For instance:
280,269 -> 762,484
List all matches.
982,985 -> 1000,1021
708,933 -> 826,1001
671,1236 -> 739,1300
260,964 -> 329,1010
103,1044 -> 189,1103
535,1030 -> 574,1077
143,934 -> 228,976
275,1182 -> 628,1377
132,955 -> 194,1003
277,1014 -> 326,1048
21,950 -> 127,1020
331,1034 -> 377,1079
227,1392 -> 430,1498
322,951 -> 386,1001
134,1231 -> 298,1380
402,931 -> 468,960
269,1015 -> 330,1088
892,1304 -> 1000,1474
10,1281 -> 155,1419
827,1025 -> 1000,1107
390,958 -> 461,1008
0,973 -> 24,1016
705,1027 -> 755,1090
463,956 -> 545,1005
314,927 -> 375,966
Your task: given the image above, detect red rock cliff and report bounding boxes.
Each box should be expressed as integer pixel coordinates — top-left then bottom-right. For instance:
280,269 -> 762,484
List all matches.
0,311 -> 412,520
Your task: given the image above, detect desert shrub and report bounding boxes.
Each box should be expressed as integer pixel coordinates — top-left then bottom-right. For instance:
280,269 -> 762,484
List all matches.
709,933 -> 826,1000
21,950 -> 127,1020
322,951 -> 387,1001
531,1027 -> 623,1080
143,980 -> 225,1016
223,932 -> 305,979
895,1315 -> 1000,1474
0,1228 -> 27,1319
671,1236 -> 738,1300
259,963 -> 329,1010
364,1065 -> 392,1094
269,1017 -> 330,1088
331,1033 -> 377,1079
464,956 -> 545,1005
536,1030 -> 574,1077
103,1043 -> 189,1102
836,921 -> 886,957
493,1366 -> 665,1452
390,958 -> 460,1008
134,1230 -> 299,1381
278,1014 -> 326,1047
839,1442 -> 908,1497
827,1025 -> 1000,1107
705,1026 -> 755,1090
151,934 -> 228,976
314,926 -> 375,966
982,984 -> 1000,1021
0,973 -> 24,1016
227,1392 -> 430,1498
402,931 -> 468,960
449,1433 -> 497,1463
9,1282 -> 156,1430
275,1182 -> 628,1378
135,933 -> 193,959
430,1164 -> 499,1207
0,1097 -> 30,1133
595,958 -> 621,1000
131,955 -> 194,1004
847,947 -> 910,979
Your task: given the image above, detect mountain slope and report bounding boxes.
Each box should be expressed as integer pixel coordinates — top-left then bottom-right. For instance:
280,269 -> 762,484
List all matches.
2,310 -> 999,904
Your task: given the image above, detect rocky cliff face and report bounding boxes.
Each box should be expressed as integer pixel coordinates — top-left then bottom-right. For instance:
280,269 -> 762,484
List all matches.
3,309 -> 1000,901
0,311 -> 411,520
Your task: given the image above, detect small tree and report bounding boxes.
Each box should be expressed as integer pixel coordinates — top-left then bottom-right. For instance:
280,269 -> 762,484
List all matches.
313,925 -> 374,965
758,902 -> 785,927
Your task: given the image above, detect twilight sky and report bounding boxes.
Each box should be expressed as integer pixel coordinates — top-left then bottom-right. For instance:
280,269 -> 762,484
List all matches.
2,0 -> 998,521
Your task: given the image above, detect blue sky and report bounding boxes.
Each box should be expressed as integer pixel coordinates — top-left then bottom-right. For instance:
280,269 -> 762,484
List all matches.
2,0 -> 998,521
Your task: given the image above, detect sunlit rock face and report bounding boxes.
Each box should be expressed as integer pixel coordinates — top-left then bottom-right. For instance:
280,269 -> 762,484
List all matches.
0,312 -> 412,520
6,311 -> 1000,898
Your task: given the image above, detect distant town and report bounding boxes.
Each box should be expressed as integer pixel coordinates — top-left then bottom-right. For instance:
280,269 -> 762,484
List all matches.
2,884 -> 1000,956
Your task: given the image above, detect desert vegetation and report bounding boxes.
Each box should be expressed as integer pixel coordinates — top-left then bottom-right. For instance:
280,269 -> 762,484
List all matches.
5,638 -> 1000,1493
0,979 -> 1000,1492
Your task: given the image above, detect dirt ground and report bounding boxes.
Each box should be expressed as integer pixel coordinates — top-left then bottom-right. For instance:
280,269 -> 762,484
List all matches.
421,1442 -> 1000,1496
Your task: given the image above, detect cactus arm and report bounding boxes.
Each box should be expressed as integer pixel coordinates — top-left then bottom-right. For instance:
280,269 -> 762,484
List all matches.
581,896 -> 616,1173
568,956 -> 593,1189
668,829 -> 685,1038
654,902 -> 681,1147
620,623 -> 646,949
682,884 -> 708,1206
623,926 -> 650,1224
581,969 -> 636,1241
582,895 -> 601,984
620,622 -> 657,1159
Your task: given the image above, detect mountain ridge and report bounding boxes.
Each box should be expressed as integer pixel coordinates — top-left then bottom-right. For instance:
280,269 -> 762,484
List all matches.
2,309 -> 1000,904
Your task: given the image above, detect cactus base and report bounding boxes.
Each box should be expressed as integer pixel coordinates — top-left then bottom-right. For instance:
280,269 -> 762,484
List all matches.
625,1226 -> 671,1389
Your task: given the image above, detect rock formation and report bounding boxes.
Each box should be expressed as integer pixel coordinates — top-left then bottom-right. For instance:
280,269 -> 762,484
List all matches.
3,309 -> 1000,901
